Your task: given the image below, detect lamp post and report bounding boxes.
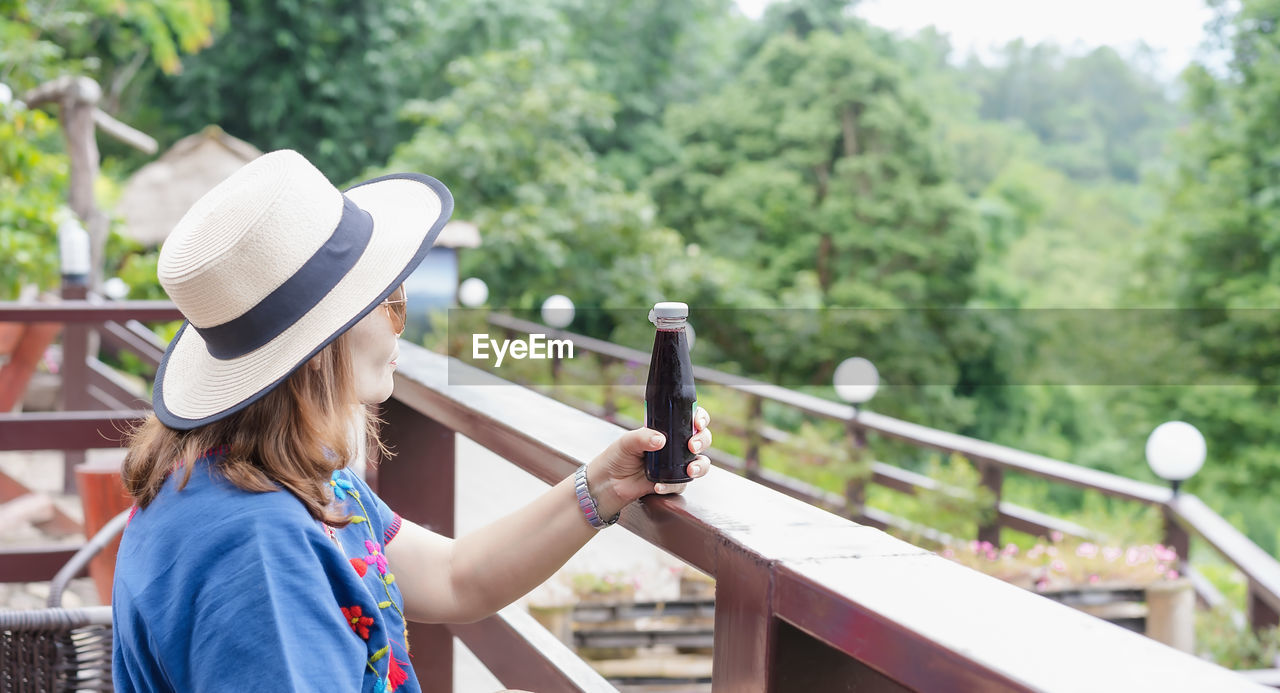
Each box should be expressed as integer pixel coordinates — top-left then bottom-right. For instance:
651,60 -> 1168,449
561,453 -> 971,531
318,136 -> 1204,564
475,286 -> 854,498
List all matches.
541,294 -> 575,329
457,277 -> 488,308
1146,421 -> 1206,497
1146,421 -> 1204,583
541,295 -> 574,387
834,357 -> 879,520
58,212 -> 93,492
833,357 -> 879,406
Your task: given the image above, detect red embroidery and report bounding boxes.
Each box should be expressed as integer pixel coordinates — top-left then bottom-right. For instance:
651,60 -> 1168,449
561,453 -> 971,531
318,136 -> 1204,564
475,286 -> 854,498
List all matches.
350,557 -> 369,577
388,644 -> 409,691
342,606 -> 374,639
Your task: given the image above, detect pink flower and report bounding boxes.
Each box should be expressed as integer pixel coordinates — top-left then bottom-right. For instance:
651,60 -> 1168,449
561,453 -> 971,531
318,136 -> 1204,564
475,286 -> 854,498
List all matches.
1034,577 -> 1050,591
1102,547 -> 1122,562
1050,531 -> 1064,543
1126,548 -> 1141,566
1002,543 -> 1019,557
1088,574 -> 1100,584
363,540 -> 388,575
1166,570 -> 1180,580
1075,543 -> 1098,559
1050,560 -> 1067,573
1027,545 -> 1044,560
942,548 -> 955,559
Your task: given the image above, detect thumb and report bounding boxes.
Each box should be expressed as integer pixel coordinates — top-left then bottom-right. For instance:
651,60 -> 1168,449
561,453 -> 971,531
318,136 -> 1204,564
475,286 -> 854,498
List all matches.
615,428 -> 666,458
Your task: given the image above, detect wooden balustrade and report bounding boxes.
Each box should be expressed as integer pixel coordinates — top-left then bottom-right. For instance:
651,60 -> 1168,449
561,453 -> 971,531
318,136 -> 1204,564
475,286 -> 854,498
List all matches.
485,312 -> 1279,632
0,301 -> 1276,690
376,343 -> 1260,691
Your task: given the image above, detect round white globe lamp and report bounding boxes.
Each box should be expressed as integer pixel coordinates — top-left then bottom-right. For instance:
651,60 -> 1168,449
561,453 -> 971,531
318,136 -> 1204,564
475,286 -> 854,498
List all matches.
458,277 -> 489,307
102,277 -> 130,301
1145,421 -> 1206,496
541,294 -> 575,329
833,357 -> 879,405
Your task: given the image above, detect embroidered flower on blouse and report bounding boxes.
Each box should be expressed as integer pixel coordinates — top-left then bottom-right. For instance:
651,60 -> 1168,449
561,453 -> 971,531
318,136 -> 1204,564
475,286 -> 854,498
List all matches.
364,540 -> 388,575
350,557 -> 369,577
330,470 -> 357,500
342,606 -> 375,640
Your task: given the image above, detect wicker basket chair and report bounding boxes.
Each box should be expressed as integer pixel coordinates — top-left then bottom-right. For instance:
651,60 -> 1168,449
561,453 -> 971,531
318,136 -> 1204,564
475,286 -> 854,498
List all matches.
0,509 -> 130,692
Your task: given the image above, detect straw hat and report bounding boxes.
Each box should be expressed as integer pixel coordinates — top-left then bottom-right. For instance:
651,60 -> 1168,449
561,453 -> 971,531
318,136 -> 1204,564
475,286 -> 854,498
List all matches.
152,149 -> 453,429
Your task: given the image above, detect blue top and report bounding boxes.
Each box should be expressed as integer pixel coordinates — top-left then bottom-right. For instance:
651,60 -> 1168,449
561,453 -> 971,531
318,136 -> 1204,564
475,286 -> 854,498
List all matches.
112,448 -> 419,692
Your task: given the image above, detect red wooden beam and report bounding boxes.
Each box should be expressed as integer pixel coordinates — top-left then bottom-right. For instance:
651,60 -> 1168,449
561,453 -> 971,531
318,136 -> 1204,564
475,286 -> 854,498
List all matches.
0,411 -> 146,451
0,545 -> 81,583
0,301 -> 182,323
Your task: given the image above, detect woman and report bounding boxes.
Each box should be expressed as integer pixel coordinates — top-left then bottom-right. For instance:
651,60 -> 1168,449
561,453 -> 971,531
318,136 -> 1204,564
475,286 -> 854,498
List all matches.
112,150 -> 712,692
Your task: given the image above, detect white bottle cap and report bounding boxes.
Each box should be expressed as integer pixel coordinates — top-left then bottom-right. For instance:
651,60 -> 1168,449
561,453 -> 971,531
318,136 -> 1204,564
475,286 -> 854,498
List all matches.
650,302 -> 688,319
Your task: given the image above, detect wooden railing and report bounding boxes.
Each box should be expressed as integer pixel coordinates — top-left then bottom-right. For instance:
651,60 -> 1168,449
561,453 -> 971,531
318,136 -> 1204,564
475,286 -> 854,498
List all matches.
373,343 -> 1263,691
485,312 -> 1280,633
0,300 -> 180,581
0,301 -> 1274,690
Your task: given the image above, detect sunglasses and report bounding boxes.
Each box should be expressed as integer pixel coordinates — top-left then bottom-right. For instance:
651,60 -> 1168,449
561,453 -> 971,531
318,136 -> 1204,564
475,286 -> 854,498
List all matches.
380,284 -> 407,336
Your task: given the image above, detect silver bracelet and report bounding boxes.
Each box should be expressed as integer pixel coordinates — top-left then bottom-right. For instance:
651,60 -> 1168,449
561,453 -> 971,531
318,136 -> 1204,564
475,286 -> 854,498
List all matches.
575,465 -> 619,529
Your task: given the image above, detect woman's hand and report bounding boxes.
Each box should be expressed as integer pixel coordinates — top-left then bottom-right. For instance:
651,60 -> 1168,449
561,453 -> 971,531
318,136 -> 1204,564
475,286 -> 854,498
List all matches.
586,407 -> 713,519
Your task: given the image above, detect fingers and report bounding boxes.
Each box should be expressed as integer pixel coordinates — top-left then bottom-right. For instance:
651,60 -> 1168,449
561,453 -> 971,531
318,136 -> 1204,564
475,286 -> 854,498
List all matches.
695,406 -> 711,431
688,427 -> 712,455
622,427 -> 667,456
653,455 -> 710,495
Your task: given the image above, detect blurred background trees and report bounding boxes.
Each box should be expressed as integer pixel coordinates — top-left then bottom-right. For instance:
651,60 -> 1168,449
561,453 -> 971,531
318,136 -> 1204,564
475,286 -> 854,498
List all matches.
4,0 -> 1280,555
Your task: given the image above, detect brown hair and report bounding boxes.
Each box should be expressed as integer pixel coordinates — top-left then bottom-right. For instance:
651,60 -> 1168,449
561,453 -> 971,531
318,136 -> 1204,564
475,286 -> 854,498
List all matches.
123,332 -> 389,526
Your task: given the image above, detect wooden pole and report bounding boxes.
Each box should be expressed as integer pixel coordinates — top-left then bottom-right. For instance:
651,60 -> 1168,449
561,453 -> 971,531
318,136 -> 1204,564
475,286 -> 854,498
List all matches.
23,76 -> 157,292
977,461 -> 1004,547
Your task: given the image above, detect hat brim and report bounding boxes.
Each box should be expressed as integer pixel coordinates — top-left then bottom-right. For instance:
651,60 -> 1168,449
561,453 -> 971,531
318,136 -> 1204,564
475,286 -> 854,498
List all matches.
152,173 -> 453,430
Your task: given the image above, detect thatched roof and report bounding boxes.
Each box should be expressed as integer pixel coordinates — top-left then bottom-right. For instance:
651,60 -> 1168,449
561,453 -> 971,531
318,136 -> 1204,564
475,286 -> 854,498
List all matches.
116,126 -> 262,246
437,220 -> 480,248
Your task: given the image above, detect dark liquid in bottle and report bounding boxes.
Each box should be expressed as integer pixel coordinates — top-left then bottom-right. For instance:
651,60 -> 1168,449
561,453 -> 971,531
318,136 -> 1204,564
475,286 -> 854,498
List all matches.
645,326 -> 697,483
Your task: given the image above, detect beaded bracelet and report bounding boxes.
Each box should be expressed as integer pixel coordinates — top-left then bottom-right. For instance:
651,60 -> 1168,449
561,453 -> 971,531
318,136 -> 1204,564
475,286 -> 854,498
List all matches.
575,465 -> 620,530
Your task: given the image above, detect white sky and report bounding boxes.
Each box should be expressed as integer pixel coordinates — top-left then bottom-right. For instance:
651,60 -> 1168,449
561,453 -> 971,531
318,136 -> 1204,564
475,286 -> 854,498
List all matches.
735,0 -> 1218,80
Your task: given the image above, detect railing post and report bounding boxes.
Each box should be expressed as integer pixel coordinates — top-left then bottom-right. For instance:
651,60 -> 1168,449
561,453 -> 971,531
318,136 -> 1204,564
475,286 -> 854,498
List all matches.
599,355 -> 618,423
374,398 -> 456,692
59,283 -> 90,494
977,460 -> 1003,547
1161,506 -> 1191,576
744,394 -> 763,480
711,542 -> 778,691
1248,582 -> 1280,634
844,419 -> 867,520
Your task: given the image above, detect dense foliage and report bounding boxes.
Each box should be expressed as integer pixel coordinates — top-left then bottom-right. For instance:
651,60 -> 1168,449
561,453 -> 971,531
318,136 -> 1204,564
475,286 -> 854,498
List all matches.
6,0 -> 1279,561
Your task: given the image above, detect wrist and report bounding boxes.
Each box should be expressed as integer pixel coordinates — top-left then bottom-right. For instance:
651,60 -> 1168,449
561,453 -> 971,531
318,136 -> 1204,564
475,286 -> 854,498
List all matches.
585,463 -> 629,523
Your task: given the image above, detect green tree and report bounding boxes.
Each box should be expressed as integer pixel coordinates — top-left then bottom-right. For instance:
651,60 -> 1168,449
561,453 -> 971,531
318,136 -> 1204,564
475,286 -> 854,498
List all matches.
1,0 -> 225,92
383,43 -> 739,325
650,28 -> 982,413
0,0 -> 224,299
143,0 -> 426,183
0,100 -> 66,299
1147,0 -> 1280,551
960,41 -> 1177,182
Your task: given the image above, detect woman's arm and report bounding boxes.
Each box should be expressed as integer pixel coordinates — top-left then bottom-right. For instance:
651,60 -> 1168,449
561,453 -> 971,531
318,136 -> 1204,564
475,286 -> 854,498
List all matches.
386,413 -> 711,624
